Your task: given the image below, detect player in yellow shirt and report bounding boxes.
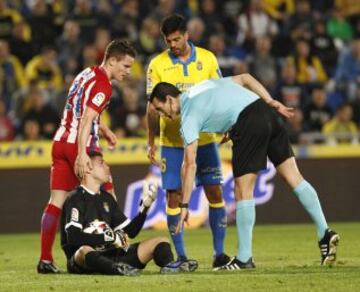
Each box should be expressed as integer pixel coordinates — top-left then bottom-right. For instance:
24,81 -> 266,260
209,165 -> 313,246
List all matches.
146,14 -> 230,271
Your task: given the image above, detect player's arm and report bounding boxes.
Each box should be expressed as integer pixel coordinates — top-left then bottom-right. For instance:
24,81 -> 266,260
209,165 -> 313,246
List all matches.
76,83 -> 111,178
112,206 -> 146,239
99,122 -> 117,150
175,140 -> 198,233
111,183 -> 157,238
146,103 -> 160,165
75,107 -> 98,179
146,61 -> 161,165
232,74 -> 294,118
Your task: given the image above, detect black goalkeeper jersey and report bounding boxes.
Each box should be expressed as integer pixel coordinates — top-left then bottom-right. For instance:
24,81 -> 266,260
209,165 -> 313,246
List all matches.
60,185 -> 146,259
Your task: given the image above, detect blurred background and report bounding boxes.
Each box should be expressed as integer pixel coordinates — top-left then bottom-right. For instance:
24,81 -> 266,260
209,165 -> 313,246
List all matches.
0,0 -> 359,143
0,0 -> 359,232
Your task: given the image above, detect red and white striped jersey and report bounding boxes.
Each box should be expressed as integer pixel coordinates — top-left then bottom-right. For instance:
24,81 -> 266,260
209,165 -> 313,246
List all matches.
54,66 -> 112,148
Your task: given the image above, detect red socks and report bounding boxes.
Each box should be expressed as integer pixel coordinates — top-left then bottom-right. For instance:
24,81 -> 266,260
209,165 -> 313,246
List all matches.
40,204 -> 62,262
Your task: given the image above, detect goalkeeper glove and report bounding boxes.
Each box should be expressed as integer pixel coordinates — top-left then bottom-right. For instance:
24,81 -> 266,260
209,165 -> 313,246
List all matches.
139,181 -> 158,213
113,229 -> 129,251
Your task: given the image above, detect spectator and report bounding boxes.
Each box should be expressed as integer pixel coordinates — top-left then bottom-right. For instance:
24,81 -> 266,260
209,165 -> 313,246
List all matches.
208,34 -> 240,76
0,39 -> 27,111
55,20 -> 83,76
285,107 -> 305,144
187,17 -> 206,47
262,0 -> 295,23
287,38 -> 328,86
137,17 -> 163,58
52,74 -> 75,115
236,0 -> 278,52
69,0 -> 99,43
303,85 -> 333,132
20,119 -> 42,141
327,9 -> 353,44
232,59 -> 249,75
322,103 -> 358,144
334,38 -> 360,101
21,86 -> 60,139
151,0 -> 176,22
25,46 -> 63,93
94,28 -> 111,63
26,0 -> 57,54
8,80 -> 40,128
249,35 -> 277,92
112,0 -> 140,41
110,80 -> 146,138
198,0 -> 222,38
0,99 -> 14,141
310,20 -> 338,76
335,0 -> 360,19
287,0 -> 314,33
9,21 -> 34,66
96,0 -> 113,28
274,62 -> 306,109
80,43 -> 98,69
0,0 -> 28,40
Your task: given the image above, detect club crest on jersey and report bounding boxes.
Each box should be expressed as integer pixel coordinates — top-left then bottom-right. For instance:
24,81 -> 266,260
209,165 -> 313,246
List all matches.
103,202 -> 110,213
92,92 -> 105,107
197,61 -> 203,71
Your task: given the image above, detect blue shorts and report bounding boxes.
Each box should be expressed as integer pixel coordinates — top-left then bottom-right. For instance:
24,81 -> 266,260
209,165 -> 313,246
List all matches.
160,143 -> 223,190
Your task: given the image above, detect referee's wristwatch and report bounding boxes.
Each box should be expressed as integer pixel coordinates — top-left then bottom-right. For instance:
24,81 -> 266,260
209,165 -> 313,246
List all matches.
179,202 -> 189,208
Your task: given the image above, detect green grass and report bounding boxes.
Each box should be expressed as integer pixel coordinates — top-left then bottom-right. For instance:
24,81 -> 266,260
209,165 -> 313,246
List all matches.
0,223 -> 359,292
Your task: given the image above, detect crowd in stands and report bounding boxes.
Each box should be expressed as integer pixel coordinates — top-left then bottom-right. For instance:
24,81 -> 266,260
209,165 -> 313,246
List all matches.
0,0 -> 359,145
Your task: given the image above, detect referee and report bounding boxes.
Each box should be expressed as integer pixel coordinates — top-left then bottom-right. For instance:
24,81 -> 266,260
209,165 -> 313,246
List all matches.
149,74 -> 340,270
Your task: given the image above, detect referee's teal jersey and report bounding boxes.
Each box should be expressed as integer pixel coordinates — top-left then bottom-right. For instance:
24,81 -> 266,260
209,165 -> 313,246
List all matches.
180,77 -> 260,145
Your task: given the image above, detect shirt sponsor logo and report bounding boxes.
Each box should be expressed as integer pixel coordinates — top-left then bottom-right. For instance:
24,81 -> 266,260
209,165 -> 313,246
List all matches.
92,92 -> 106,107
164,66 -> 177,72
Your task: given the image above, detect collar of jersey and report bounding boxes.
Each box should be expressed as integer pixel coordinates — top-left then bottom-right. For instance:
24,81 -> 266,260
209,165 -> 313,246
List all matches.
96,65 -> 111,85
168,42 -> 196,65
80,185 -> 97,195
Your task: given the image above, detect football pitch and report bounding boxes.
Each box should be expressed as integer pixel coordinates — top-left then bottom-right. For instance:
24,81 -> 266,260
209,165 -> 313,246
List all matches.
0,223 -> 359,292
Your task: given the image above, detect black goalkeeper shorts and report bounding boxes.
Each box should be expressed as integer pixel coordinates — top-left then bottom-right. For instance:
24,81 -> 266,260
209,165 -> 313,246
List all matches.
67,243 -> 145,274
229,99 -> 294,177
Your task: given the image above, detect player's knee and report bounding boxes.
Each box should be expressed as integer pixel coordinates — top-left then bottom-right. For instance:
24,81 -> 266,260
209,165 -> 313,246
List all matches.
49,190 -> 69,208
234,179 -> 254,200
205,185 -> 223,203
167,190 -> 181,208
150,236 -> 170,247
153,241 -> 173,267
285,173 -> 304,189
278,167 -> 304,188
76,245 -> 94,259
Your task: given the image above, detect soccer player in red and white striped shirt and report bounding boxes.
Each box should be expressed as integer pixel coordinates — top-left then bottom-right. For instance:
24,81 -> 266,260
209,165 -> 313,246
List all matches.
37,40 -> 137,273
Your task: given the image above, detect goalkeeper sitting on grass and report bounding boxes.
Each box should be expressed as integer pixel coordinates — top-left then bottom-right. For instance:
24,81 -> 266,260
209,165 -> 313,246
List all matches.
60,151 -> 187,275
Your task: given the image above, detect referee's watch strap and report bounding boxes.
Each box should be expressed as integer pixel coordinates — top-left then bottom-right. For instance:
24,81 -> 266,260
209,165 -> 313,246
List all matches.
178,203 -> 189,208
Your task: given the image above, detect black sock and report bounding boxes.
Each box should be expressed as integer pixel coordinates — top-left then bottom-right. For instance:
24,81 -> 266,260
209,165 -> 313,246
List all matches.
153,242 -> 174,267
85,251 -> 117,274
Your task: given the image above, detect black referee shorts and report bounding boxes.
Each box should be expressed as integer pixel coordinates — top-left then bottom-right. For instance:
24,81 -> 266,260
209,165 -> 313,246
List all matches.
67,243 -> 145,274
229,99 -> 294,177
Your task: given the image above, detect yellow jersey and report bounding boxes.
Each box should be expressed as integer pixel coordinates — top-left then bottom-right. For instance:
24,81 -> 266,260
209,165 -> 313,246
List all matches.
146,43 -> 222,147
